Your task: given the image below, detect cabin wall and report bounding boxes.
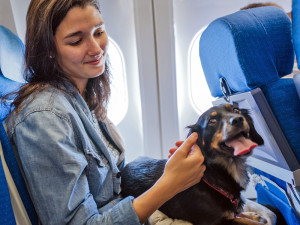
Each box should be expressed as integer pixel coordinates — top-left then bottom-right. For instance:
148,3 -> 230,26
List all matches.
0,0 -> 17,35
0,0 -> 293,161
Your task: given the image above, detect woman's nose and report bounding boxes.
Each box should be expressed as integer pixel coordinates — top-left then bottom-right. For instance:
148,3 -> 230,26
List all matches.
87,38 -> 102,56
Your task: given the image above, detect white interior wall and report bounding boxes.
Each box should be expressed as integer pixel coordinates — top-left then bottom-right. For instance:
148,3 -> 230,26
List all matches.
0,0 -> 17,35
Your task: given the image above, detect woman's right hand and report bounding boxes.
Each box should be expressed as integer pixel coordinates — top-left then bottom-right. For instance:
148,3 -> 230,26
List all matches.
160,132 -> 206,197
132,132 -> 205,223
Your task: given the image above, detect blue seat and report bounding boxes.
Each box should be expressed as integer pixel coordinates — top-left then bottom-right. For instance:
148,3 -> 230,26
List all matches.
0,152 -> 16,225
0,26 -> 38,224
199,6 -> 300,224
0,26 -> 24,122
293,0 -> 300,99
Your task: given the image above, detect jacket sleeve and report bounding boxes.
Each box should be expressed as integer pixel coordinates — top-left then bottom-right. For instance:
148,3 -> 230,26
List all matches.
12,110 -> 140,225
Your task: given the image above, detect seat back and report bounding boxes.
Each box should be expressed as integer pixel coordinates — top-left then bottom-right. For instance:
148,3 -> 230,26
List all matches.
0,25 -> 24,121
199,6 -> 300,224
292,0 -> 300,66
200,6 -> 300,183
0,26 -> 38,224
292,1 -> 300,99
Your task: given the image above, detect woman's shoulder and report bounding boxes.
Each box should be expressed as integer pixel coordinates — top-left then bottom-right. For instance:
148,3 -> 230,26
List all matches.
20,85 -> 74,113
5,85 -> 77,127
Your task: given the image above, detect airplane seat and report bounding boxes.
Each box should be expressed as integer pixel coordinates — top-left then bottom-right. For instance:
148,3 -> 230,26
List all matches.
0,26 -> 38,224
0,25 -> 24,121
293,0 -> 300,99
199,6 -> 300,224
0,150 -> 16,225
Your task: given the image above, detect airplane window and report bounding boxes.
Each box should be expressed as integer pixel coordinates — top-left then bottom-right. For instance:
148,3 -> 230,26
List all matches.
188,26 -> 214,115
107,37 -> 128,125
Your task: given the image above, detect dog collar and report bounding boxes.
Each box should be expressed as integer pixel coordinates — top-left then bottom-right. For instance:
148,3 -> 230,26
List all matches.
202,177 -> 240,212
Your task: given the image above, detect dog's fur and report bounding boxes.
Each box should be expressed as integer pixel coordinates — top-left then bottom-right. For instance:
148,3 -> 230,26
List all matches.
120,104 -> 265,225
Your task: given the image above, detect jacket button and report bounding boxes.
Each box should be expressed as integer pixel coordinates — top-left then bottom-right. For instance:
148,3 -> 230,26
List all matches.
116,172 -> 121,178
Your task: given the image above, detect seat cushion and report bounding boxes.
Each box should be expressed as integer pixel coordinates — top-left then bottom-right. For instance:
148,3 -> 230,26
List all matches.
200,6 -> 294,97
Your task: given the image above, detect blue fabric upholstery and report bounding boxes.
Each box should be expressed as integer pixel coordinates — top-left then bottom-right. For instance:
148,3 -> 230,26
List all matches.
0,26 -> 25,83
200,6 -> 299,159
0,154 -> 16,225
0,75 -> 22,98
292,0 -> 300,68
256,184 -> 299,225
0,75 -> 20,122
0,26 -> 38,224
200,6 -> 294,98
0,123 -> 38,225
261,78 -> 300,160
199,6 -> 300,224
0,26 -> 24,121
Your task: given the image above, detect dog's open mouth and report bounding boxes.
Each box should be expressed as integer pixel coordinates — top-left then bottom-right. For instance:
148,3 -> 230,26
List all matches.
223,132 -> 258,156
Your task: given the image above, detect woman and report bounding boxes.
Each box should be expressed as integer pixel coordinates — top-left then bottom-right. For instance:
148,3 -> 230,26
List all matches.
3,0 -> 206,224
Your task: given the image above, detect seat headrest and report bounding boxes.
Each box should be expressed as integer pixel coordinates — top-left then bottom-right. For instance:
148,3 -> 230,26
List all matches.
0,26 -> 25,83
200,6 -> 294,97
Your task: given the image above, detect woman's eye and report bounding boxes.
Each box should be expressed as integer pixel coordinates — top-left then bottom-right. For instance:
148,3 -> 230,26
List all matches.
69,39 -> 81,46
233,108 -> 241,114
95,31 -> 104,37
208,118 -> 217,126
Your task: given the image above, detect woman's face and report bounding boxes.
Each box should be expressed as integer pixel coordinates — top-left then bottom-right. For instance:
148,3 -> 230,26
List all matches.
54,5 -> 108,94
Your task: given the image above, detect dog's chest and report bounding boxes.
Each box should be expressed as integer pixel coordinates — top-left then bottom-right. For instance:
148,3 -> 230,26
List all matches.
211,158 -> 249,189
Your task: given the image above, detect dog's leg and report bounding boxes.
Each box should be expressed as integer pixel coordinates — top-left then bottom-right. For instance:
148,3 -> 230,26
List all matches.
242,199 -> 277,225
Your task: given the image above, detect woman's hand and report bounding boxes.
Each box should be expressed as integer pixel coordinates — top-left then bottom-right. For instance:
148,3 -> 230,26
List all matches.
161,132 -> 206,196
132,132 -> 206,223
168,140 -> 184,158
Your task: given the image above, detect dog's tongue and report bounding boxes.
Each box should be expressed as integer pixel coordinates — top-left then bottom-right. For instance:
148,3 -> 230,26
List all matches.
225,135 -> 258,156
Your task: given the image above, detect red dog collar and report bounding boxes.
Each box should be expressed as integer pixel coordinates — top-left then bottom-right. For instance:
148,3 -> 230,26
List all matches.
202,177 -> 240,213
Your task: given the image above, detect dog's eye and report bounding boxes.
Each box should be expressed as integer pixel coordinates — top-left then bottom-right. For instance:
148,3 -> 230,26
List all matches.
233,108 -> 241,114
208,118 -> 217,126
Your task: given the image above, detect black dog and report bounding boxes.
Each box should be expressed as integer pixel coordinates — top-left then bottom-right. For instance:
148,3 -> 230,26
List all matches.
120,104 -> 264,225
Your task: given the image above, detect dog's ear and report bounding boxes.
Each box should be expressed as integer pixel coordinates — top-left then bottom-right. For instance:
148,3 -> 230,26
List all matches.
241,109 -> 264,145
187,124 -> 204,151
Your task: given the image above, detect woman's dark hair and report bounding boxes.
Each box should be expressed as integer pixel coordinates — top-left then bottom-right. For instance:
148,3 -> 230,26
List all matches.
9,0 -> 111,120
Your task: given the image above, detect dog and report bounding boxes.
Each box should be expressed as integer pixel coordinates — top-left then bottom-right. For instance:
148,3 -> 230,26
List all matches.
120,104 -> 269,225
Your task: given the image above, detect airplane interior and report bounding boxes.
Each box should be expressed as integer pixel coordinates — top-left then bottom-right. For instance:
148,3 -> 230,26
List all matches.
0,0 -> 300,224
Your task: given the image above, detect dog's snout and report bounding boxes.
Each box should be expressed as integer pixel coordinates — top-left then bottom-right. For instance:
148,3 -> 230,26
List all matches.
229,116 -> 244,126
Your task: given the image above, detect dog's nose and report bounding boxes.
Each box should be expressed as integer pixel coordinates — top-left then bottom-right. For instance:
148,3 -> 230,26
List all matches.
229,116 -> 244,126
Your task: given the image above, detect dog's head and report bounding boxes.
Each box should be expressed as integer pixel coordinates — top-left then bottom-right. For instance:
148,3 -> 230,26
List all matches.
188,104 -> 263,163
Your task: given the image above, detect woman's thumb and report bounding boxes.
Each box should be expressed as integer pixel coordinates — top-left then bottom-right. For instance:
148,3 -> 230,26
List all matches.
177,132 -> 198,157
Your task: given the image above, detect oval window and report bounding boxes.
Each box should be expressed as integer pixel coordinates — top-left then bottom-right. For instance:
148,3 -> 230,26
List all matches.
107,37 -> 128,125
188,26 -> 214,115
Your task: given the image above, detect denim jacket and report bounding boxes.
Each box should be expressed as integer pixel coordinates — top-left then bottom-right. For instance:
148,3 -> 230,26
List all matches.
4,83 -> 140,225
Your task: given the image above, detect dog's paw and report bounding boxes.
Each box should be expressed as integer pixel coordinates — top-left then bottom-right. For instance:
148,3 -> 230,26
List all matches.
243,199 -> 277,225
148,210 -> 192,225
238,212 -> 268,224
